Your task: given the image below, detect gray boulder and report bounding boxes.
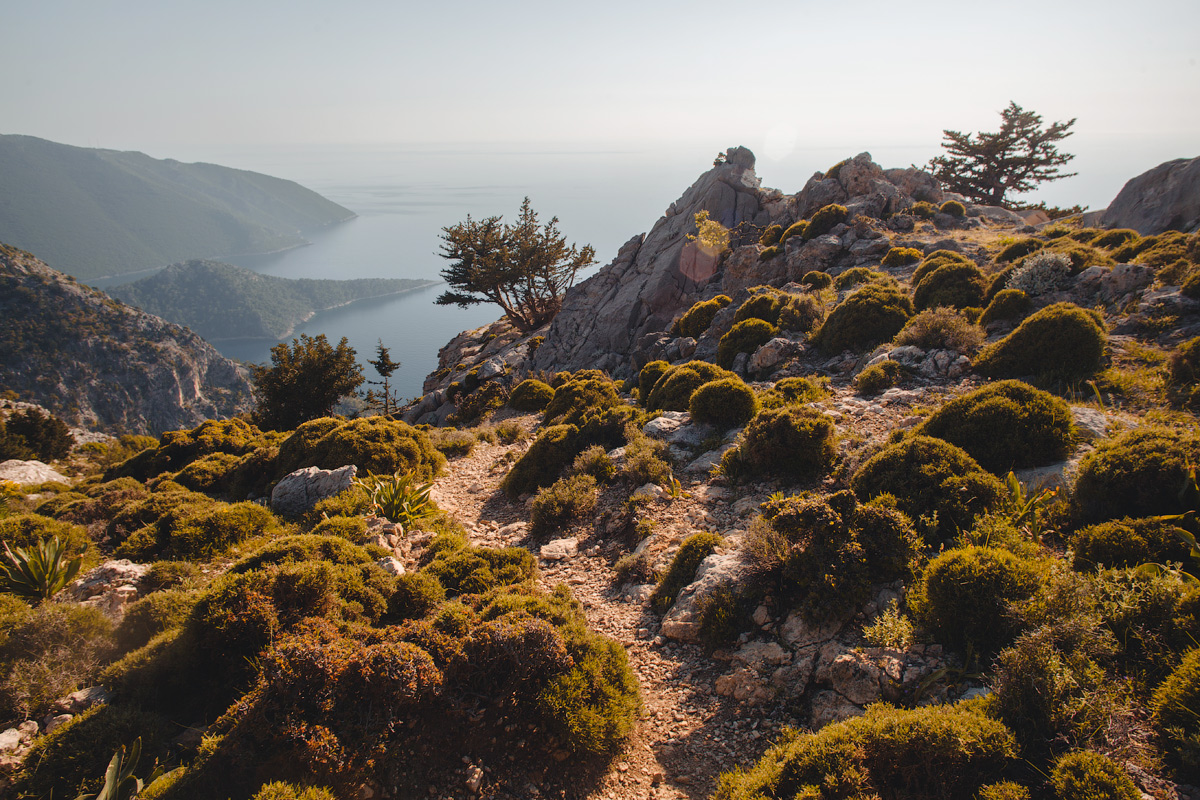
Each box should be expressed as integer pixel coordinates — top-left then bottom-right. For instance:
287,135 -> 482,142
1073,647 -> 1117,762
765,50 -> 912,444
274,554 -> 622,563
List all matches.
271,464 -> 358,517
0,459 -> 69,486
1102,155 -> 1200,234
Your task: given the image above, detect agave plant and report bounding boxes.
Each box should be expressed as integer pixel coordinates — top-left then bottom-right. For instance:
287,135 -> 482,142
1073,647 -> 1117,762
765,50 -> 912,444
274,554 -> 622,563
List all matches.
0,536 -> 83,602
354,471 -> 436,532
76,737 -> 164,800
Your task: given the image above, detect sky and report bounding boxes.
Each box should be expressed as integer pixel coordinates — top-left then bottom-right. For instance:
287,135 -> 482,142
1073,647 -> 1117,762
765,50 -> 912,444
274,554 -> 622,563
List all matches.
4,0 -> 1199,210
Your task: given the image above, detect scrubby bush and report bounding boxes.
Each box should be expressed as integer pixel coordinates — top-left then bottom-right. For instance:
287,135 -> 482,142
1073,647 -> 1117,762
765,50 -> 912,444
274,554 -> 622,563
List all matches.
508,379 -> 555,412
387,571 -> 445,621
882,246 -> 922,267
1008,251 -> 1071,296
913,261 -> 987,310
500,424 -> 581,498
712,703 -> 1016,800
1090,228 -> 1140,250
911,545 -> 1046,657
909,200 -> 938,219
917,380 -> 1073,473
939,199 -> 966,217
854,361 -> 904,395
109,418 -> 274,482
530,474 -> 598,536
770,376 -> 831,405
779,219 -> 809,245
1152,647 -> 1200,775
726,406 -> 836,479
893,306 -> 984,353
1050,751 -> 1140,800
814,283 -> 914,353
748,491 -> 920,620
1073,426 -> 1200,522
717,318 -> 775,368
978,782 -> 1031,800
758,245 -> 780,261
673,295 -> 732,339
650,532 -> 723,613
0,408 -> 72,462
0,513 -> 90,560
1168,336 -> 1200,409
426,544 -> 536,598
980,288 -> 1033,327
996,238 -> 1045,263
803,203 -> 848,240
542,375 -> 622,427
800,270 -> 832,290
912,250 -> 973,286
851,435 -> 1005,540
637,360 -> 671,403
117,500 -> 282,560
690,377 -> 758,429
758,224 -> 783,246
1093,567 -> 1200,686
621,429 -> 673,486
572,445 -> 617,483
142,560 -> 201,592
1043,241 -> 1113,272
275,417 -> 444,481
644,361 -> 736,412
252,783 -> 337,800
974,302 -> 1107,382
777,293 -> 825,333
833,267 -> 881,290
1182,270 -> 1200,298
734,288 -> 786,326
174,451 -> 241,494
1071,517 -> 1192,570
115,588 -> 200,652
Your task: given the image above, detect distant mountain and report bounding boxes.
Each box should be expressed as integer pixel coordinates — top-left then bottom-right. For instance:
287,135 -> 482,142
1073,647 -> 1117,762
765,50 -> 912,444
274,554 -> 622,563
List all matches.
0,243 -> 254,435
108,260 -> 438,340
0,134 -> 355,280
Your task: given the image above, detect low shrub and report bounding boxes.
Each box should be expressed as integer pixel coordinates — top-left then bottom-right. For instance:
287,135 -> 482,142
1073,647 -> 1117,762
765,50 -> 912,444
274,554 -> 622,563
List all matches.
142,560 -> 201,592
909,200 -> 938,219
910,545 -> 1046,657
673,295 -> 732,339
803,203 -> 848,240
309,514 -> 367,540
978,782 -> 1031,800
833,266 -> 881,290
637,360 -> 671,403
980,288 -> 1033,327
1008,251 -> 1072,296
530,474 -> 599,536
275,417 -> 444,481
1090,228 -> 1140,250
690,377 -> 758,429
917,380 -> 1073,473
769,376 -> 831,405
851,435 -> 1005,541
777,292 -> 824,333
712,703 -> 1016,800
174,451 -> 241,494
758,224 -> 783,246
912,250 -> 973,286
1152,647 -> 1200,775
779,219 -> 809,245
814,283 -> 914,353
1073,426 -> 1200,522
650,532 -> 723,614
974,302 -> 1107,382
115,588 -> 200,652
758,245 -> 781,261
913,261 -> 987,310
387,571 -> 445,621
854,361 -> 904,395
572,445 -> 617,483
426,543 -> 536,598
252,783 -> 337,800
614,551 -> 658,585
1071,517 -> 1192,570
1182,270 -> 1200,298
0,408 -> 72,462
733,288 -> 786,326
428,428 -> 476,457
117,500 -> 282,561
1093,567 -> 1200,686
939,199 -> 966,217
1050,751 -> 1140,800
881,246 -> 922,267
644,361 -> 736,412
622,429 -> 673,486
1168,336 -> 1200,409
800,270 -> 832,290
996,238 -> 1045,263
717,318 -> 775,368
892,306 -> 984,353
862,600 -> 915,651
107,418 -> 275,482
537,633 -> 641,754
1043,241 -> 1113,272
728,405 -> 836,479
500,424 -> 582,498
543,375 -> 623,428
0,513 -> 90,560
509,378 -> 555,412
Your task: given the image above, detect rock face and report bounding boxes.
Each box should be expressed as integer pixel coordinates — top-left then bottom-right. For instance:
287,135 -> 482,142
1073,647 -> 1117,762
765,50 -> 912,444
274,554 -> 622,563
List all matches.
1102,155 -> 1200,235
271,464 -> 358,517
0,244 -> 255,435
0,459 -> 69,486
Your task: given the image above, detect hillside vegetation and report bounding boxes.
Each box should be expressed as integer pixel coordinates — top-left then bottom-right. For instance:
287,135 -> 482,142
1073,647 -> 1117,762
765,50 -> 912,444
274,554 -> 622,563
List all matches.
0,135 -> 355,280
109,261 -> 437,340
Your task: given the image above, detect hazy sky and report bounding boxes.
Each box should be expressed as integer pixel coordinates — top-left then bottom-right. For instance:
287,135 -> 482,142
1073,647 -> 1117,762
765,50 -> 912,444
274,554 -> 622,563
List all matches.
5,0 -> 1199,208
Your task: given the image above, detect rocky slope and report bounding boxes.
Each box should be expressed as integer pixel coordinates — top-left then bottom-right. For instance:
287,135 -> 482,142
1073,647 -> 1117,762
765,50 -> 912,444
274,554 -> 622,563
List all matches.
0,243 -> 255,434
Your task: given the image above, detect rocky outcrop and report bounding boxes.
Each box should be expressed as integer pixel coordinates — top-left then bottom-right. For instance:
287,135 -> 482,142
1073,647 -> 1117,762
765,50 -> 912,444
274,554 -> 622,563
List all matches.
0,459 -> 69,486
0,244 -> 254,435
61,560 -> 148,620
271,464 -> 358,517
1102,155 -> 1200,234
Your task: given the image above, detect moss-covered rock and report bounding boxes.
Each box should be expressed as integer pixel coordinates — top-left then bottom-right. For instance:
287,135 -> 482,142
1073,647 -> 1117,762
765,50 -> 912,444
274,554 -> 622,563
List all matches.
974,302 -> 1106,381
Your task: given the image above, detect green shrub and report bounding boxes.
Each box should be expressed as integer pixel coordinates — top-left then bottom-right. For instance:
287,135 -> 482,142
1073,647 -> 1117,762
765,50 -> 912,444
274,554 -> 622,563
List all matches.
749,491 -> 919,621
622,430 -> 673,486
644,361 -> 736,412
777,293 -> 825,333
758,245 -> 781,261
543,375 -> 622,427
508,378 -> 555,411
851,435 -> 1005,541
1008,251 -> 1072,296
538,633 -> 640,754
500,424 -> 582,498
800,270 -> 832,290
690,377 -> 758,429
637,360 -> 671,405
893,306 -> 985,352
912,250 -> 973,286
0,408 -> 72,462
275,416 -> 444,481
909,200 -> 938,219
11,704 -> 170,800
917,380 -> 1073,473
913,262 -> 987,310
108,418 -> 274,482
1168,336 -> 1200,409
712,703 -> 1016,800
939,200 -> 966,217
974,302 -> 1107,382
978,781 -> 1031,800
910,545 -> 1046,657
1071,517 -> 1192,570
1182,270 -> 1200,298
779,219 -> 809,244
252,783 -> 337,800
308,514 -> 367,540
814,283 -> 914,353
1093,567 -> 1200,686
881,246 -> 922,267
116,588 -> 200,652
1073,426 -> 1200,522
428,427 -> 476,457
142,560 -> 201,592
770,376 -> 831,405
650,532 -> 723,613
530,474 -> 598,536
855,361 -> 904,395
717,318 -> 775,368
117,500 -> 281,561
673,295 -> 732,338
730,405 -> 836,478
734,289 -> 786,325
231,534 -> 377,575
1050,750 -> 1139,800
803,203 -> 848,240
1090,228 -> 1140,250
572,445 -> 617,483
306,486 -> 370,521
0,513 -> 91,565
426,544 -> 536,597
1043,241 -> 1113,272
387,571 -> 446,621
758,224 -> 783,246
1152,647 -> 1200,775
996,238 -> 1044,263
980,288 -> 1033,327
174,451 -> 241,494
833,267 -> 880,290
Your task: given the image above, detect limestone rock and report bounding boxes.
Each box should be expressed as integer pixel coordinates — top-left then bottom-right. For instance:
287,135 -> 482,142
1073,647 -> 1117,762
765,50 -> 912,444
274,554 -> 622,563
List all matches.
539,538 -> 579,561
1102,155 -> 1200,235
715,667 -> 776,704
660,550 -> 751,642
0,459 -> 69,486
780,608 -> 850,650
749,337 -> 803,372
809,689 -> 864,728
376,556 -> 406,576
1070,406 -> 1109,442
271,464 -> 357,517
52,686 -> 111,714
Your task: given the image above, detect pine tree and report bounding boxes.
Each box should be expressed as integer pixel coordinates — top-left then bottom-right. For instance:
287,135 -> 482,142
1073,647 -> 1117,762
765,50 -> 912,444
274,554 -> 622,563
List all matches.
928,102 -> 1077,207
365,339 -> 402,415
252,333 -> 364,430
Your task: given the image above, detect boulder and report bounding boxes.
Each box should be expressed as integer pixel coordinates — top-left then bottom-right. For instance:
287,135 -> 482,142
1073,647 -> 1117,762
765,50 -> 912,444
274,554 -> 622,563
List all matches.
270,464 -> 357,517
749,337 -> 803,372
1102,155 -> 1200,234
539,538 -> 579,561
780,608 -> 850,650
660,550 -> 752,642
0,459 -> 69,486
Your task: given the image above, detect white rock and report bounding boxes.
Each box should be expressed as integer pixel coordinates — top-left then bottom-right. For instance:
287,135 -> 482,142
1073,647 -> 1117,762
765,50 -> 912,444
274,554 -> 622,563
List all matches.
270,464 -> 358,517
43,714 -> 72,733
0,459 -> 69,486
0,729 -> 21,754
632,483 -> 665,500
376,557 -> 406,576
685,444 -> 737,474
643,412 -> 688,439
780,609 -> 850,649
732,640 -> 789,670
539,538 -> 579,561
1070,406 -> 1109,442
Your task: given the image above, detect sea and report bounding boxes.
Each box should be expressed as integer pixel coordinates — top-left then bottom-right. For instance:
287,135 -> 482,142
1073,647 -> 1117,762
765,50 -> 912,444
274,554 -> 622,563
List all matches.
96,140 -> 1139,402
